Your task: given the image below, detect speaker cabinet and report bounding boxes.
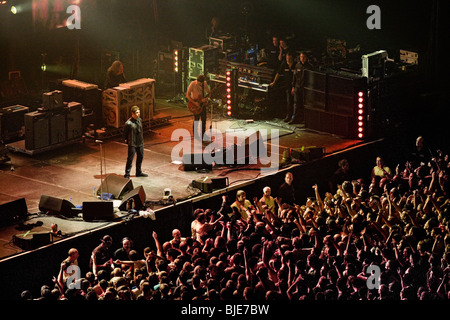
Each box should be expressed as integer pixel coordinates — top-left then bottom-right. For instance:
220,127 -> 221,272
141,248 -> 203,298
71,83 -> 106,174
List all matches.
97,175 -> 134,199
65,102 -> 83,140
182,153 -> 213,171
42,90 -> 63,111
192,178 -> 213,193
49,110 -> 66,145
13,232 -> 51,250
39,195 -> 75,217
24,111 -> 50,150
211,176 -> 229,189
0,198 -> 28,227
118,186 -> 146,211
0,105 -> 29,140
82,201 -> 114,221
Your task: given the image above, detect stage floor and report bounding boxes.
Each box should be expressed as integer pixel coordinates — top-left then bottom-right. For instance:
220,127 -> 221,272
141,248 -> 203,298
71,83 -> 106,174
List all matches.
0,98 -> 361,261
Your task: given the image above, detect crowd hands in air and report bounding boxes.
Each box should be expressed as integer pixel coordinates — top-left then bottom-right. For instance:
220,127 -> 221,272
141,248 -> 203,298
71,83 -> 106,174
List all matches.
21,138 -> 449,301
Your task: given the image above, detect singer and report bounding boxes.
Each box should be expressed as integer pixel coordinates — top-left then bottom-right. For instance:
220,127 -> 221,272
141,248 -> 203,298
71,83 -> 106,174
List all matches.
123,106 -> 147,178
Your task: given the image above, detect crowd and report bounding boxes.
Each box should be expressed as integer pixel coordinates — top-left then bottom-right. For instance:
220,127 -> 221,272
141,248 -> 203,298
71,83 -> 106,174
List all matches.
20,136 -> 449,301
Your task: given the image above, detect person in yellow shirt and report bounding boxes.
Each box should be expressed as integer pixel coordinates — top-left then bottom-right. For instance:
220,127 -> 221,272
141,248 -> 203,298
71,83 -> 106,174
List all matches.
258,186 -> 275,215
230,190 -> 252,222
371,156 -> 392,180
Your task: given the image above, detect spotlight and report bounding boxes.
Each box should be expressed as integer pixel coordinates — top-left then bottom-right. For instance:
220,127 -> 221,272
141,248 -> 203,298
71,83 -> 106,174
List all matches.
10,5 -> 17,14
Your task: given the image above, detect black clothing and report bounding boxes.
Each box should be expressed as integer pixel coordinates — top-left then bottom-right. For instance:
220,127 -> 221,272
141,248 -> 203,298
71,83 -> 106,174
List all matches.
123,117 -> 144,176
90,244 -> 112,272
277,60 -> 296,120
266,44 -> 280,70
292,61 -> 312,121
114,247 -> 130,261
278,182 -> 296,206
330,168 -> 352,192
123,117 -> 143,147
292,61 -> 311,89
194,107 -> 207,142
278,60 -> 296,88
105,70 -> 126,89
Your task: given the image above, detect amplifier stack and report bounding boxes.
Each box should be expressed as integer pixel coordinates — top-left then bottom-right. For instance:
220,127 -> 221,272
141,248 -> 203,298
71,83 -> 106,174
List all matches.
24,91 -> 83,151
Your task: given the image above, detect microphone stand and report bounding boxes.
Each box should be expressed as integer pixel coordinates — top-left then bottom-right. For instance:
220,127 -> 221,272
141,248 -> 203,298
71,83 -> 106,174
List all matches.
96,140 -> 106,200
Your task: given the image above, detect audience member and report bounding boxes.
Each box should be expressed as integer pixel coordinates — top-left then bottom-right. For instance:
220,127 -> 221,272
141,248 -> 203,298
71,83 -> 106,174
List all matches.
90,235 -> 114,276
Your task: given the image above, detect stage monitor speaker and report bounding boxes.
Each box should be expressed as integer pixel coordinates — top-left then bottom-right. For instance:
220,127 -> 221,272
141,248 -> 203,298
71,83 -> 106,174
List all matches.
118,186 -> 146,211
182,153 -> 213,171
13,232 -> 51,250
82,201 -> 114,221
211,176 -> 229,189
192,178 -> 213,193
39,195 -> 75,217
0,198 -> 28,227
291,146 -> 324,162
221,131 -> 266,165
97,175 -> 134,199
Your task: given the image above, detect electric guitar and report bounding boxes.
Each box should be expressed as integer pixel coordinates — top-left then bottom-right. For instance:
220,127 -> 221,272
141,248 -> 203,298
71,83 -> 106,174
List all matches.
187,85 -> 219,115
188,98 -> 208,115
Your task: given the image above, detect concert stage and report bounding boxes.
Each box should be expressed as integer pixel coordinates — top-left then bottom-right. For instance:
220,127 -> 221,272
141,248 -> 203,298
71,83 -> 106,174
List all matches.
0,97 -> 384,299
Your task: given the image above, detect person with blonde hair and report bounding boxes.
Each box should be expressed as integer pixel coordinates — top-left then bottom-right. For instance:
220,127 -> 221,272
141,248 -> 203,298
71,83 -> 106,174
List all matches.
105,60 -> 126,89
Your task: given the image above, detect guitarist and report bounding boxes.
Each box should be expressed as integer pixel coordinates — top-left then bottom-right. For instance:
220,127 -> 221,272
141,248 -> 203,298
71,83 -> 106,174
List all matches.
186,74 -> 211,142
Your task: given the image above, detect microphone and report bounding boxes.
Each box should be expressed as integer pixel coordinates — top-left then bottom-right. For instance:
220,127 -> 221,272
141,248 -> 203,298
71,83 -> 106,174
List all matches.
95,140 -> 103,144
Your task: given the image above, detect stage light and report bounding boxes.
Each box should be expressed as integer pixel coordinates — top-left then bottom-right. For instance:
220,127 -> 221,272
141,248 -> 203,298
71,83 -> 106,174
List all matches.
355,90 -> 366,139
10,5 -> 17,14
41,64 -> 47,72
173,50 -> 179,72
225,69 -> 237,117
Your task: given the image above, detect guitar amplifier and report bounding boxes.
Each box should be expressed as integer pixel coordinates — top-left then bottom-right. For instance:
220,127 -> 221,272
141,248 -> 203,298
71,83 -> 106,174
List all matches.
0,105 -> 29,140
58,79 -> 102,127
42,90 -> 64,110
49,110 -> 67,145
65,102 -> 83,140
24,111 -> 50,150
